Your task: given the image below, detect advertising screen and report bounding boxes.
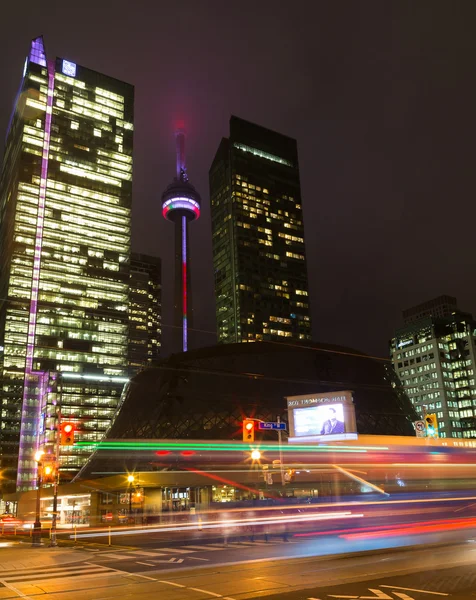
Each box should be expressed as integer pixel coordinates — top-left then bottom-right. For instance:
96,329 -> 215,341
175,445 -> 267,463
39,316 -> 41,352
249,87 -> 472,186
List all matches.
293,403 -> 346,437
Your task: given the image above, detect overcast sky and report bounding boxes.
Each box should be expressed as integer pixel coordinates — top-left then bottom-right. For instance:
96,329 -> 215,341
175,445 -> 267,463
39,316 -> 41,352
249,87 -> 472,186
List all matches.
1,0 -> 475,357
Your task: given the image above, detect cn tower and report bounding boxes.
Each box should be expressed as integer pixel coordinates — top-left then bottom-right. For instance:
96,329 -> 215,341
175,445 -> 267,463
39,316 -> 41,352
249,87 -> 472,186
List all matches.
161,127 -> 201,352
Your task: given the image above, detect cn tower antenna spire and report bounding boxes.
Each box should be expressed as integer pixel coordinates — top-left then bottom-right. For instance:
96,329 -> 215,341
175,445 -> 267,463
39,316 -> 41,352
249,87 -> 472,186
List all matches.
175,127 -> 186,180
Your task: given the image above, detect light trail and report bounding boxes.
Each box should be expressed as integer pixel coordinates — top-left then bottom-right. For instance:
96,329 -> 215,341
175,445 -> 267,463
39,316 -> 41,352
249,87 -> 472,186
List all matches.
70,511 -> 363,539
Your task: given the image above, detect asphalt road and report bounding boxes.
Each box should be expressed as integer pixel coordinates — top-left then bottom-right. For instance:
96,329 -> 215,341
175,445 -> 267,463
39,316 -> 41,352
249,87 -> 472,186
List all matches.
1,537 -> 476,599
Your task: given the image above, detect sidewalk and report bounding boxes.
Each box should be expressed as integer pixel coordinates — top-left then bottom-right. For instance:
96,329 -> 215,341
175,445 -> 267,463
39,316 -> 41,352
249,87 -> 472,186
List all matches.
0,540 -> 94,572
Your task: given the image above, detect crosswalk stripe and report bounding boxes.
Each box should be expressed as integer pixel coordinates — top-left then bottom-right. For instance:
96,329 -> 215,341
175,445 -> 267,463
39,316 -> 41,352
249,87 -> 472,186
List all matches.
99,553 -> 132,560
157,547 -> 194,554
133,551 -> 168,557
0,563 -> 105,578
2,567 -> 112,582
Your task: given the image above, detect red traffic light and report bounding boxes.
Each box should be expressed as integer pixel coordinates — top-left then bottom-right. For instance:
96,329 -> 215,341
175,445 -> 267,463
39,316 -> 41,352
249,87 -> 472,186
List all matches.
60,422 -> 75,445
243,419 -> 255,442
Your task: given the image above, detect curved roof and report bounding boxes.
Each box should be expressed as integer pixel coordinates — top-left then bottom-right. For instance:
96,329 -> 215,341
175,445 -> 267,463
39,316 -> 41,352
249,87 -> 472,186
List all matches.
110,341 -> 417,439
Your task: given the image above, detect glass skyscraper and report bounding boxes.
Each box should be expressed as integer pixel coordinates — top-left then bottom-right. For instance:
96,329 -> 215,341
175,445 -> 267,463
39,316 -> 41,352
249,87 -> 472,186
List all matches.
209,116 -> 311,344
0,37 -> 134,491
129,252 -> 162,369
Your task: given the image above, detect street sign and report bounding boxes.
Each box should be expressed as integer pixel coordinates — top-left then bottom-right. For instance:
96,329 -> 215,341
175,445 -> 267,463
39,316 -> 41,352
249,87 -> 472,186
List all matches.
414,420 -> 426,438
258,421 -> 286,430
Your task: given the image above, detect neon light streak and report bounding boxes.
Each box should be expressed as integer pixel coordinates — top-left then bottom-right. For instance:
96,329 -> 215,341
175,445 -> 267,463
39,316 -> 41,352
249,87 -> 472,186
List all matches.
17,60 -> 55,488
182,215 -> 187,352
75,440 -> 370,453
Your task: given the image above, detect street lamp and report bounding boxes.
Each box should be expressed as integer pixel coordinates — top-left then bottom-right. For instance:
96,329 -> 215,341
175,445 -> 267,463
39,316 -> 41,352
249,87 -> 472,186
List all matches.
127,475 -> 135,523
251,450 -> 261,461
32,450 -> 44,547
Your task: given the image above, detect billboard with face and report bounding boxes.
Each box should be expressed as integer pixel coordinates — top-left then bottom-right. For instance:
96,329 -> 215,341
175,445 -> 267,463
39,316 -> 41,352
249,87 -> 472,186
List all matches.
293,403 -> 346,437
286,390 -> 357,441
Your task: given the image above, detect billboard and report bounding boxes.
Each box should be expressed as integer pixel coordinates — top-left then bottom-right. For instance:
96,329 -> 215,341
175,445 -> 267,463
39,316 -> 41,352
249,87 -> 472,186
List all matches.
293,403 -> 345,437
286,390 -> 357,442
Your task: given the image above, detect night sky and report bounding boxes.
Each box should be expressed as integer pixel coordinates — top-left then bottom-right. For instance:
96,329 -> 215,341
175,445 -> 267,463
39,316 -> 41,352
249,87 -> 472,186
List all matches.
1,1 -> 475,358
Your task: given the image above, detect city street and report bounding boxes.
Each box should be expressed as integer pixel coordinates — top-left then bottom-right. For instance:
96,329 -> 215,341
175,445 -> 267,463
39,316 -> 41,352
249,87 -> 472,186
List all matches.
1,527 -> 476,599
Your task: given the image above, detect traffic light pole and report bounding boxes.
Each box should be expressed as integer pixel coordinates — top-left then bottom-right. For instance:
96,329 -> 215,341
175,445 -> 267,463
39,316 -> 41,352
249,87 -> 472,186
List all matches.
32,463 -> 42,547
50,409 -> 61,547
277,415 -> 285,486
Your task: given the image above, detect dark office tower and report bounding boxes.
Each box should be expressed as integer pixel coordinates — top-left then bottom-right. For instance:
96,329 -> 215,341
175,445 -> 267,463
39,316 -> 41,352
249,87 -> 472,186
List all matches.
209,116 -> 311,344
0,37 -> 134,491
161,127 -> 201,353
129,253 -> 162,370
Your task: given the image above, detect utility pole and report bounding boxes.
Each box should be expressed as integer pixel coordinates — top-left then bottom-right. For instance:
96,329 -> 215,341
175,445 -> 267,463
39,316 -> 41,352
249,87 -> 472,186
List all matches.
277,415 -> 285,486
50,408 -> 61,547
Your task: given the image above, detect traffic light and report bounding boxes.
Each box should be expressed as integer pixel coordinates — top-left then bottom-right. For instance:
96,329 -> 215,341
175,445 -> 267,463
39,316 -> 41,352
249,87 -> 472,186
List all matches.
243,419 -> 255,442
60,422 -> 75,445
425,413 -> 438,437
41,461 -> 57,484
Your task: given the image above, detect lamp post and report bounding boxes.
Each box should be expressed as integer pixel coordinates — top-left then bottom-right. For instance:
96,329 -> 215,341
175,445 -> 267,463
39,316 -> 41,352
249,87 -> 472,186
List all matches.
32,450 -> 44,547
127,475 -> 134,523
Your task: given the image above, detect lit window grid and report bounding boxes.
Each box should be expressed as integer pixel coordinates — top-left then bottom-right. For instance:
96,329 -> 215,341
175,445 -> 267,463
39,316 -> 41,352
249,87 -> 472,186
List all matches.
1,55 -> 134,490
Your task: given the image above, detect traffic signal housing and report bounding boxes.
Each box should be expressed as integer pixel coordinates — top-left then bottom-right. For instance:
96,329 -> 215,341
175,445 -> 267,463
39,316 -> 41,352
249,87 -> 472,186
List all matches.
41,460 -> 57,484
425,413 -> 438,437
243,419 -> 255,442
60,422 -> 75,445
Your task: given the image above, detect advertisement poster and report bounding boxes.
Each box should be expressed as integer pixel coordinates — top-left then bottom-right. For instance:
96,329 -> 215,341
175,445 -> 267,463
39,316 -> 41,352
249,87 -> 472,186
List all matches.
293,403 -> 346,437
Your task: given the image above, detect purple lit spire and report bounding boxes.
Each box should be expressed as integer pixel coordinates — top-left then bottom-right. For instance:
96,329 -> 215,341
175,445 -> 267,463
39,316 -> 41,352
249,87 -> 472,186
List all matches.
175,127 -> 186,180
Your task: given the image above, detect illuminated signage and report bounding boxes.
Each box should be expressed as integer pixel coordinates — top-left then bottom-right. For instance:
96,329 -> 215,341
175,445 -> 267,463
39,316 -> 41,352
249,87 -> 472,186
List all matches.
62,59 -> 77,77
397,339 -> 413,348
286,390 -> 357,441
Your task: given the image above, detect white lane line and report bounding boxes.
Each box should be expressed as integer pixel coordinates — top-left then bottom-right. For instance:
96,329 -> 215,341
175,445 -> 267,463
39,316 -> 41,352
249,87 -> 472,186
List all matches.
159,547 -> 193,553
188,556 -> 210,561
158,580 -> 186,588
186,545 -> 223,551
189,587 -> 223,597
133,551 -> 167,556
136,562 -> 155,566
133,573 -> 157,580
380,585 -> 448,596
98,553 -> 131,560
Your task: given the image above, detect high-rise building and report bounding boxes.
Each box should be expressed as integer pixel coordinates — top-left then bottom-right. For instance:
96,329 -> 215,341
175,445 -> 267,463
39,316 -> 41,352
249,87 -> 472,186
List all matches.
0,37 -> 134,491
209,116 -> 311,344
390,297 -> 476,439
129,252 -> 161,369
161,127 -> 201,353
402,295 -> 458,325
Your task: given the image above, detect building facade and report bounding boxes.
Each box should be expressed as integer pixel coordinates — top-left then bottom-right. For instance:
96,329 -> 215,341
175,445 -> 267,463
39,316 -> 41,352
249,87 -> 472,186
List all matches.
128,253 -> 161,369
402,295 -> 458,324
0,37 -> 133,491
391,300 -> 476,439
209,116 -> 311,344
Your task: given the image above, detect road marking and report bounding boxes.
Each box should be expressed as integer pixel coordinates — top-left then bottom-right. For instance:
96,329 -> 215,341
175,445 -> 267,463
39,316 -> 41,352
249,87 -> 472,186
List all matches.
136,561 -> 155,566
158,580 -> 186,588
98,553 -> 131,560
188,556 -> 210,561
159,547 -> 193,553
0,579 -> 34,600
380,585 -> 449,596
186,545 -> 224,551
189,587 -> 223,597
133,573 -> 157,580
133,551 -> 167,556
454,501 -> 476,512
